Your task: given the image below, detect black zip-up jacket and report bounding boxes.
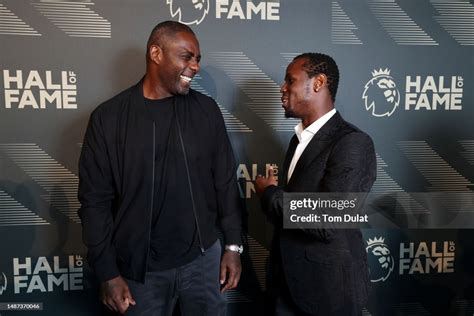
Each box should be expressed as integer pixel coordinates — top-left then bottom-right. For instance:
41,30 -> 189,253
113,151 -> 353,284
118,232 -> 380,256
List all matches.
78,81 -> 242,283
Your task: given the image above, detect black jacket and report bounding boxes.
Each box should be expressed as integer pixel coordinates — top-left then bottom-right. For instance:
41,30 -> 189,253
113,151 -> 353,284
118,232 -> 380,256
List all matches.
78,81 -> 242,283
262,112 -> 376,315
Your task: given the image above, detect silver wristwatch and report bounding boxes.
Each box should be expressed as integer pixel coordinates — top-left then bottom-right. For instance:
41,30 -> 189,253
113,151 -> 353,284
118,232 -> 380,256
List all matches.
225,244 -> 244,254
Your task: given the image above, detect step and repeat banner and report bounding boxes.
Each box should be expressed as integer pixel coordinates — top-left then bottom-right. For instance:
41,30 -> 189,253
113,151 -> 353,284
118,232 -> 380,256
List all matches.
0,0 -> 473,315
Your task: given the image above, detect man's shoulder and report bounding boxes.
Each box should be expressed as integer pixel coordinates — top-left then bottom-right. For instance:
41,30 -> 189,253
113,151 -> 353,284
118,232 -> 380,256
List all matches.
92,84 -> 137,118
336,114 -> 372,140
186,89 -> 222,119
188,89 -> 217,107
324,114 -> 374,156
332,123 -> 374,160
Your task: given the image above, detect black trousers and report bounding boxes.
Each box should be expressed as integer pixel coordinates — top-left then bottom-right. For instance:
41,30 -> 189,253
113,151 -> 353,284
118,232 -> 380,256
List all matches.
273,260 -> 362,316
275,292 -> 362,316
124,241 -> 226,316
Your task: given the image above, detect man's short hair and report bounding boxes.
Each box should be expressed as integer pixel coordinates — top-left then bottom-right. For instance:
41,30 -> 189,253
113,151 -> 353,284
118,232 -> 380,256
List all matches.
294,53 -> 339,102
146,20 -> 195,55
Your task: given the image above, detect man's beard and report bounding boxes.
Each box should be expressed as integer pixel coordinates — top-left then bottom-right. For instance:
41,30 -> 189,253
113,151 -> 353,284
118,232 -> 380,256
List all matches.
176,82 -> 191,95
177,87 -> 190,95
284,108 -> 295,118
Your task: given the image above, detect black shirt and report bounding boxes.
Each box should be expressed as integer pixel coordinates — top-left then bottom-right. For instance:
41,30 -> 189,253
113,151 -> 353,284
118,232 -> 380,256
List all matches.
145,97 -> 200,271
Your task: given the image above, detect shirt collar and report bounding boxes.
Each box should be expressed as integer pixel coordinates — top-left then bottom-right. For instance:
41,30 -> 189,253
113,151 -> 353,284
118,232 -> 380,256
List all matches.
294,108 -> 337,143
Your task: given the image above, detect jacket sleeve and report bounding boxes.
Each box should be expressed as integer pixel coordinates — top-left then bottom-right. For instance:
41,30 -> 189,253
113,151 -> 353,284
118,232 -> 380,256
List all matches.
261,184 -> 283,225
313,132 -> 376,241
261,132 -> 376,242
78,109 -> 120,282
211,102 -> 243,245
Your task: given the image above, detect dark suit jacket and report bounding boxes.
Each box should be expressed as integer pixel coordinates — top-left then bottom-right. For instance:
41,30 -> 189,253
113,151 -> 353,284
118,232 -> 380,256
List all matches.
261,112 -> 376,315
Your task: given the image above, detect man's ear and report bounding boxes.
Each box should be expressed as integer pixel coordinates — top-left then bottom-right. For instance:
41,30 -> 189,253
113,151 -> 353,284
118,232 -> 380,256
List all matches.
313,73 -> 327,92
149,45 -> 162,65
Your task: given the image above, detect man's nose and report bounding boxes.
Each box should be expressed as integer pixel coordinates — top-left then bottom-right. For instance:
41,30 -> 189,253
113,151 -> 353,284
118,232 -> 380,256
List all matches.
189,59 -> 200,73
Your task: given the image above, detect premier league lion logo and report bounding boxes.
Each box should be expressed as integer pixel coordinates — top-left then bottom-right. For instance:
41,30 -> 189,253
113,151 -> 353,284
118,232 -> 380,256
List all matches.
366,237 -> 394,282
362,68 -> 400,117
167,0 -> 210,25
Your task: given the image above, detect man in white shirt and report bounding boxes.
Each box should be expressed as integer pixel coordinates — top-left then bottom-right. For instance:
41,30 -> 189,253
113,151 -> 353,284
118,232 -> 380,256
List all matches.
255,53 -> 376,316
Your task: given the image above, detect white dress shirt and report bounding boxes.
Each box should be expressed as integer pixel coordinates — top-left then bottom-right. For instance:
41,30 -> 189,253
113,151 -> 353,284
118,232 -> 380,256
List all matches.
287,109 -> 337,182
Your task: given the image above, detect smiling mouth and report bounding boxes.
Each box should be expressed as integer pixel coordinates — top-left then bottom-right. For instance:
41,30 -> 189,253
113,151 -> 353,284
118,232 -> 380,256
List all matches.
180,75 -> 193,83
281,96 -> 288,106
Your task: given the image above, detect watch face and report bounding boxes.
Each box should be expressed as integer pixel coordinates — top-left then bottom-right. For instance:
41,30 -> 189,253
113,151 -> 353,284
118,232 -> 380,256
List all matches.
226,245 -> 243,254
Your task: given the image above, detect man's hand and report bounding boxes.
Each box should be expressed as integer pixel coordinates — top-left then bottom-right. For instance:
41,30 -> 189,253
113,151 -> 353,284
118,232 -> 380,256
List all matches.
255,166 -> 278,197
100,276 -> 136,314
219,251 -> 242,293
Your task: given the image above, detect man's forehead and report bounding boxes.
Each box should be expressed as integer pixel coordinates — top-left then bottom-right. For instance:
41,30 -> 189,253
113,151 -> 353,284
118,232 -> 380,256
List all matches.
286,59 -> 305,74
162,31 -> 199,47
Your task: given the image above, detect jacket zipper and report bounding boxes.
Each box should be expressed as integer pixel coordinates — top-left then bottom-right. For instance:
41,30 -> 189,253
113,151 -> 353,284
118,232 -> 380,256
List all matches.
143,122 -> 156,281
173,99 -> 205,255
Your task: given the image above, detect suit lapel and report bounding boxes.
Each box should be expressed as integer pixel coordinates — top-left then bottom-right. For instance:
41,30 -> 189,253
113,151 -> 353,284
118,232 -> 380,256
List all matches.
282,135 -> 299,185
287,112 -> 344,186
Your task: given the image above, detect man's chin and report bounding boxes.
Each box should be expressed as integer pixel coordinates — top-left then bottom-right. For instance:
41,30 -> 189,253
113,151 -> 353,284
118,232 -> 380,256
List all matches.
284,110 -> 295,118
177,87 -> 191,95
